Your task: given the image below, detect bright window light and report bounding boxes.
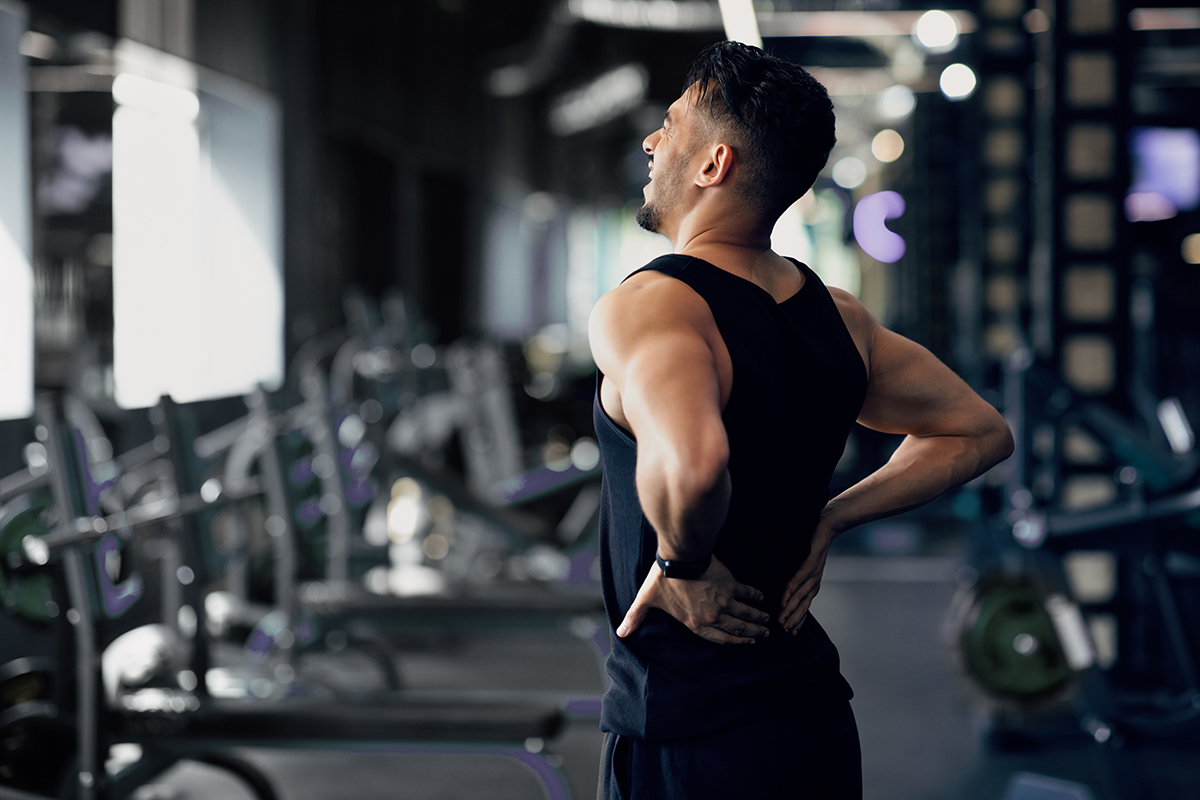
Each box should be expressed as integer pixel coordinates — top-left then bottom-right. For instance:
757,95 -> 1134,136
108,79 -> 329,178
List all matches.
940,63 -> 978,100
112,73 -> 199,121
914,9 -> 959,53
0,6 -> 34,420
718,0 -> 763,47
568,0 -> 723,31
113,41 -> 282,409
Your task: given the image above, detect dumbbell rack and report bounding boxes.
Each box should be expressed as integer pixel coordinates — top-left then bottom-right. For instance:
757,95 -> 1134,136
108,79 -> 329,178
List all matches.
1,394 -> 579,800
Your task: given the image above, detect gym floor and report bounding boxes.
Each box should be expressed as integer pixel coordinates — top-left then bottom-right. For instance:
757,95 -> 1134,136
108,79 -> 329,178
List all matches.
136,552 -> 1199,800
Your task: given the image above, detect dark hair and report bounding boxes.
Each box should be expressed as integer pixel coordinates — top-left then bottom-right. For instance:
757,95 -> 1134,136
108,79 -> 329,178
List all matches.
685,41 -> 836,219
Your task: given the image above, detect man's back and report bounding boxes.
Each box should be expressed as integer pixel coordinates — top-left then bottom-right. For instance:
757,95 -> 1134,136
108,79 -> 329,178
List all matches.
589,41 -> 1012,799
596,254 -> 867,740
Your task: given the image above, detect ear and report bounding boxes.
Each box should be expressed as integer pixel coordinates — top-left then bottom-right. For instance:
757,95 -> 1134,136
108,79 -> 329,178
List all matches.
694,142 -> 735,189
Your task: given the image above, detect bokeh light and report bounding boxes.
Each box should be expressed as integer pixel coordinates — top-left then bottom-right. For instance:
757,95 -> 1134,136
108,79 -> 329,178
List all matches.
913,10 -> 959,53
876,85 -> 916,121
940,64 -> 978,100
872,130 -> 905,163
1183,233 -> 1200,264
832,156 -> 867,189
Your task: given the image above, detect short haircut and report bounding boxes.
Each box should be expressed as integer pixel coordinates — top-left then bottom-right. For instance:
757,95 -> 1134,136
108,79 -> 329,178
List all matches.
685,41 -> 836,220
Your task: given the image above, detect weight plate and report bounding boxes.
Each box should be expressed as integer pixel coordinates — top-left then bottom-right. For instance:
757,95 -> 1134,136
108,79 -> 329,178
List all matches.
956,576 -> 1072,705
0,491 -> 58,624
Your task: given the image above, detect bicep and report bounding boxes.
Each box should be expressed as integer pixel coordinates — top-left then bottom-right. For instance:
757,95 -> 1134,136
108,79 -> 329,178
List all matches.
857,326 -> 999,439
621,332 -> 724,444
589,283 -> 727,462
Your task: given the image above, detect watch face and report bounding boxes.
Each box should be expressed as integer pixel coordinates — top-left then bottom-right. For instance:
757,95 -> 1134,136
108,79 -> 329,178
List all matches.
656,552 -> 711,579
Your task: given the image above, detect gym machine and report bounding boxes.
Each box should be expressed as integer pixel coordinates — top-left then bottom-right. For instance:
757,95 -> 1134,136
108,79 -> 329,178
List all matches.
0,394 -> 578,800
953,350 -> 1200,800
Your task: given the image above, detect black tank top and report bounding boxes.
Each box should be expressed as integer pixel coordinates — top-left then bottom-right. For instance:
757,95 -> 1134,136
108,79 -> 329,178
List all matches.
595,254 -> 869,741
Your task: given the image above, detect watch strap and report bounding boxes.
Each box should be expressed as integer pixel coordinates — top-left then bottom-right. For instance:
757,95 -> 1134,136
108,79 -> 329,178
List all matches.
655,550 -> 712,579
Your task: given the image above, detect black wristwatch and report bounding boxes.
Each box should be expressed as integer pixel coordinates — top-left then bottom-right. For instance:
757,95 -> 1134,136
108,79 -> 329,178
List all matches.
655,551 -> 712,580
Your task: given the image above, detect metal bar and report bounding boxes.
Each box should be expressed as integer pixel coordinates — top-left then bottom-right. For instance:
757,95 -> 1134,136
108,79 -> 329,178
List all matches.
1047,485 -> 1200,537
226,500 -> 250,601
192,416 -> 251,461
249,388 -> 296,627
116,437 -> 169,473
299,372 -> 350,586
34,483 -> 265,556
62,548 -> 97,800
1032,550 -> 1149,800
1143,538 -> 1200,693
36,395 -> 96,800
0,467 -> 48,503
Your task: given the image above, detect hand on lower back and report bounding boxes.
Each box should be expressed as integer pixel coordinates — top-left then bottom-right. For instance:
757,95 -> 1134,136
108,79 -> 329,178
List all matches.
617,556 -> 770,645
779,521 -> 835,634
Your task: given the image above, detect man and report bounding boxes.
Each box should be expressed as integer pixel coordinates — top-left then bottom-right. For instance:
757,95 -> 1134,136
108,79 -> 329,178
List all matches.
588,41 -> 1013,799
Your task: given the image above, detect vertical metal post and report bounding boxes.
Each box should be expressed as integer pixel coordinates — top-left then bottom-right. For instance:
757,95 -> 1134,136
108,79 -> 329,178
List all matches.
1030,0 -> 1056,358
299,371 -> 350,587
62,549 -> 97,800
226,503 -> 250,601
36,395 -> 97,800
249,387 -> 296,626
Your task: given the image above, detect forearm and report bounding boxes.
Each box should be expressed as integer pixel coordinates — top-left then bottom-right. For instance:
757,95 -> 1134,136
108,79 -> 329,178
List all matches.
637,463 -> 731,561
821,427 -> 1010,536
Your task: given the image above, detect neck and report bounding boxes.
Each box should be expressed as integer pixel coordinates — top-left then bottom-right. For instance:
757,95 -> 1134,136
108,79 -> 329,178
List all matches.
668,205 -> 777,272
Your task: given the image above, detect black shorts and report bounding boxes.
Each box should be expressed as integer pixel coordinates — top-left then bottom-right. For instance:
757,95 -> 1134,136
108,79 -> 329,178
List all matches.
600,701 -> 861,800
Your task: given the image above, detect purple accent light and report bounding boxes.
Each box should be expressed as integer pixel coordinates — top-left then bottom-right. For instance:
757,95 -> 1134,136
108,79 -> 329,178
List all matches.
290,457 -> 314,485
344,744 -> 570,800
563,697 -> 603,718
853,191 -> 907,263
1129,127 -> 1200,214
565,550 -> 597,585
296,498 -> 323,525
346,479 -> 374,506
502,748 -> 570,800
73,429 -> 118,516
94,534 -> 143,617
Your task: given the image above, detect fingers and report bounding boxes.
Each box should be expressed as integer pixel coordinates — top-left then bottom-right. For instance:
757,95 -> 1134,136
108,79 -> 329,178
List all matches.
696,627 -> 762,646
727,599 -> 771,627
783,556 -> 820,598
618,573 -> 659,638
779,583 -> 820,634
780,581 -> 817,623
717,612 -> 770,641
617,600 -> 647,638
731,581 -> 765,604
781,571 -> 817,612
693,613 -> 770,645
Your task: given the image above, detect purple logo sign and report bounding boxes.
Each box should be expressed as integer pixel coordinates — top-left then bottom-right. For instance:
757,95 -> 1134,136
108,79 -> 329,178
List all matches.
853,191 -> 907,263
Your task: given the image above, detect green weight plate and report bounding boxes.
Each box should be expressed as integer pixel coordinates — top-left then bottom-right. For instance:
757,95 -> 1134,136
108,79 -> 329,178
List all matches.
0,490 -> 53,556
0,490 -> 58,624
960,580 -> 1072,702
5,573 -> 57,624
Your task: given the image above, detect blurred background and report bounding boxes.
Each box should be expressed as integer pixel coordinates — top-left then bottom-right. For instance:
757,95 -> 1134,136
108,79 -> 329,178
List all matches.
0,0 -> 1198,798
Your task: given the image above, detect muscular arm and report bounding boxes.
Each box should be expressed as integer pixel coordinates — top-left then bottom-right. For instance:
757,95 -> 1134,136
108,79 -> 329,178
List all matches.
590,274 -> 769,644
780,290 -> 1014,631
590,275 -> 731,559
827,305 -> 1014,534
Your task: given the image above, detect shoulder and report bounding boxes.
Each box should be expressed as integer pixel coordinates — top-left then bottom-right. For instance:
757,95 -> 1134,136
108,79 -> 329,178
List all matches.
592,268 -> 713,335
589,267 -> 718,369
825,286 -> 877,377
